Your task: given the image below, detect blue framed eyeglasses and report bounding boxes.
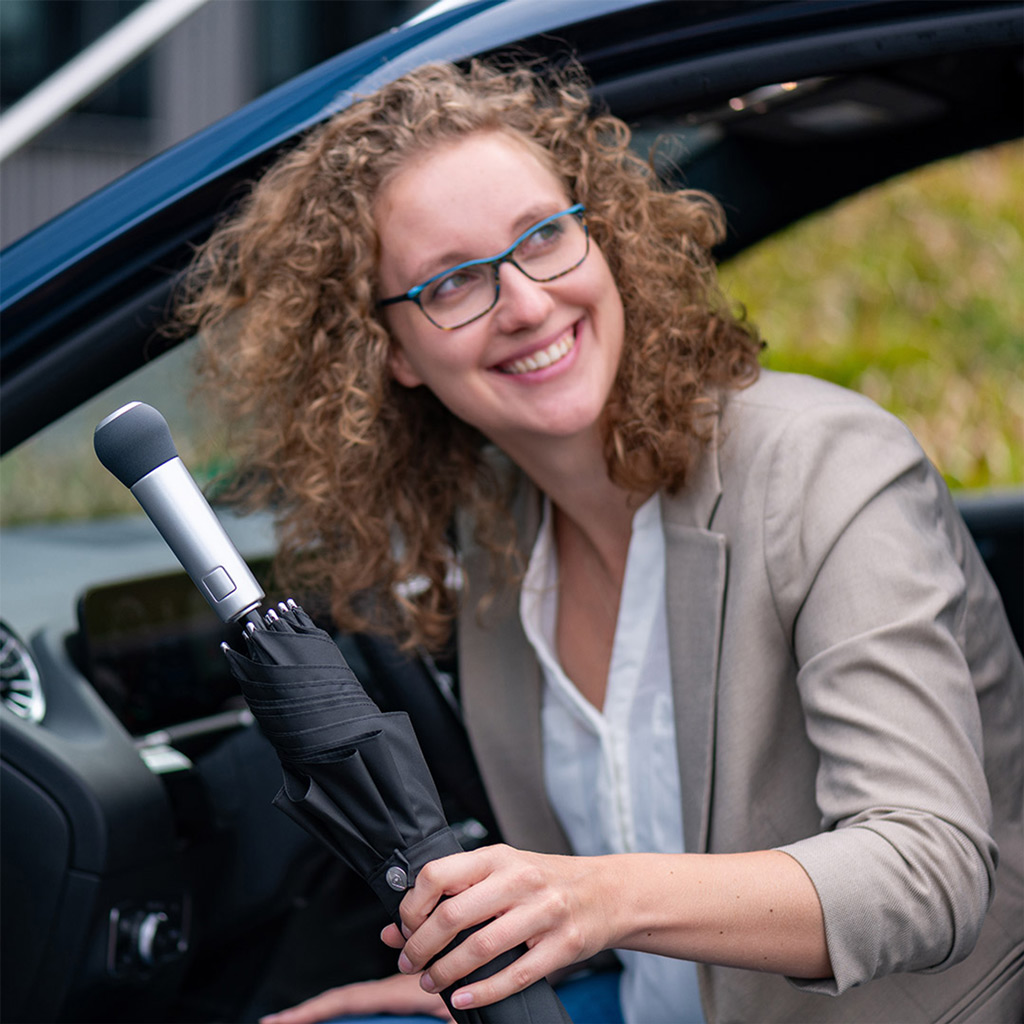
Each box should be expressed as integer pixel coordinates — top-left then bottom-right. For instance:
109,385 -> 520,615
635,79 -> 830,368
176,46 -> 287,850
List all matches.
378,204 -> 588,330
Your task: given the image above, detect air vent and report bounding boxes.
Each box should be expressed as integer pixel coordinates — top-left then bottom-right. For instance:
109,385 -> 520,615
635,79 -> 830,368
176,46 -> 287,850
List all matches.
0,621 -> 45,723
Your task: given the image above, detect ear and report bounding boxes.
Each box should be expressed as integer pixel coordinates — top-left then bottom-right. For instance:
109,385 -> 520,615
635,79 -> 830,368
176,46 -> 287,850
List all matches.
389,343 -> 424,388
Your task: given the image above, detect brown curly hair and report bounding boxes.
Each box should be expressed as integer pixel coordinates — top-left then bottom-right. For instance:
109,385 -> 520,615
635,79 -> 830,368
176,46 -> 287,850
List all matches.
174,58 -> 761,651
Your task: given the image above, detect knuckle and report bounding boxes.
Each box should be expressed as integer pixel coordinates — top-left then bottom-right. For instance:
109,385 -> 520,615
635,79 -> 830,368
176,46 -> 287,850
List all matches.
545,886 -> 569,913
536,888 -> 568,929
562,922 -> 586,960
426,959 -> 454,990
519,864 -> 546,891
508,961 -> 534,992
435,898 -> 463,931
416,861 -> 441,888
469,925 -> 501,961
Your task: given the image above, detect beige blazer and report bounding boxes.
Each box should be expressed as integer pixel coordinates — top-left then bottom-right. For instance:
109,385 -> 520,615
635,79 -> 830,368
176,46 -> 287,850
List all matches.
455,370 -> 1023,1023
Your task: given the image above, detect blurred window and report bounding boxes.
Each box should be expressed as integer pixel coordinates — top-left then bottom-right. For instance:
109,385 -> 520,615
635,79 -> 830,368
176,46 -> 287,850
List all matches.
254,0 -> 431,95
0,0 -> 149,118
719,140 -> 1023,492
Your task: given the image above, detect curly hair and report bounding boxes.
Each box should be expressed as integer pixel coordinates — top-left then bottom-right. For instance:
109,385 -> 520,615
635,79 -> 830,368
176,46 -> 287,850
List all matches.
174,58 -> 761,651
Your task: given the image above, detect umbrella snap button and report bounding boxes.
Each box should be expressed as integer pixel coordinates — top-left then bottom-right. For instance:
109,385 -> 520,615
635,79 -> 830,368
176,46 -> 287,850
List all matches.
386,866 -> 409,891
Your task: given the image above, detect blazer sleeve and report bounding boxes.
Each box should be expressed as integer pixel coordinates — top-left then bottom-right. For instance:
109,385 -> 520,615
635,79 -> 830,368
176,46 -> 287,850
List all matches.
762,395 -> 998,996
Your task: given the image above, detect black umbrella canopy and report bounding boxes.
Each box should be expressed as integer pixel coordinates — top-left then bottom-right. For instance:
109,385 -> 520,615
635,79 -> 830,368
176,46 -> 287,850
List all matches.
222,601 -> 571,1024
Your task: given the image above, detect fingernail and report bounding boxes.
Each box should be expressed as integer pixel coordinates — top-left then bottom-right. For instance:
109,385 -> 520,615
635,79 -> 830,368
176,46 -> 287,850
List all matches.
452,990 -> 474,1009
398,952 -> 414,974
421,972 -> 437,993
401,923 -> 412,939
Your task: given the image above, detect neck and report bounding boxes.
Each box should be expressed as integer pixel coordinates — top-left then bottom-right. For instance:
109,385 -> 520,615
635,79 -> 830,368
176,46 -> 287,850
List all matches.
504,427 -> 645,581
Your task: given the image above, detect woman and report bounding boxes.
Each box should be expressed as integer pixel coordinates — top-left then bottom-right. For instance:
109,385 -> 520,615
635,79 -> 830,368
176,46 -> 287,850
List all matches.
176,61 -> 1023,1024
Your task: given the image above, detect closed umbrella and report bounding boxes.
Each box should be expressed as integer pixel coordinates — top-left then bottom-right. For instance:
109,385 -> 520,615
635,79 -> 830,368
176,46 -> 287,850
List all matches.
94,401 -> 571,1022
221,601 -> 572,1023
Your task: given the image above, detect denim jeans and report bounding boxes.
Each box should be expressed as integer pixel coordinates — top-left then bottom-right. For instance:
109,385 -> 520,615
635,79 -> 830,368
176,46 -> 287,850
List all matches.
323,969 -> 624,1024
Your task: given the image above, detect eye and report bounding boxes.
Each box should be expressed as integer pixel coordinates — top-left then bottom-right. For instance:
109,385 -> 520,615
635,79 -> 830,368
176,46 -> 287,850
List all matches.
518,217 -> 566,255
426,266 -> 487,303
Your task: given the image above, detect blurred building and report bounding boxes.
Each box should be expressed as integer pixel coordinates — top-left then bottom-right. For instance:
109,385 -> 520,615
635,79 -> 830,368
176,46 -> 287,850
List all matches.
0,0 -> 429,248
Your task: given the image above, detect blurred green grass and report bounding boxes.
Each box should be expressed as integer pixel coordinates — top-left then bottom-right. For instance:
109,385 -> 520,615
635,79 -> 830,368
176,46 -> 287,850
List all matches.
0,343 -> 233,526
2,140 -> 1021,526
719,139 -> 1023,491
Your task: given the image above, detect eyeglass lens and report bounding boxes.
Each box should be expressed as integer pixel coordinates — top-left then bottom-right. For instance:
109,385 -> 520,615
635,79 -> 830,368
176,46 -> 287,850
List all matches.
422,210 -> 588,329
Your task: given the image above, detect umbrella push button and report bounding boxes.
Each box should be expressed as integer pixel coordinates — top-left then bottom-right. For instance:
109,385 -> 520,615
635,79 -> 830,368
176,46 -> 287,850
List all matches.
386,865 -> 409,891
382,851 -> 413,892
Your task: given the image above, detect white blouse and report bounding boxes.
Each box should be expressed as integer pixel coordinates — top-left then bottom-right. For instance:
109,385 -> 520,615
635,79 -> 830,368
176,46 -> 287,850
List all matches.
520,495 -> 705,1024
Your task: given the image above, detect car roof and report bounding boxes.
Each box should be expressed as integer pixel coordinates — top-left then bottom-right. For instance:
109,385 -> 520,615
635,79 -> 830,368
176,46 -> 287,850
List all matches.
1,0 -> 1020,452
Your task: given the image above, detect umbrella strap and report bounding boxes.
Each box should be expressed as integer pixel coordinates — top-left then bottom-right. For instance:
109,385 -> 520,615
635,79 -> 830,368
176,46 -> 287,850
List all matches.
367,831 -> 574,1023
367,827 -> 464,919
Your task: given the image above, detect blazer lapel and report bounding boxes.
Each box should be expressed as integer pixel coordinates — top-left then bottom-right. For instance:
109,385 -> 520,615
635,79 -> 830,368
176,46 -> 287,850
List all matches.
661,427 -> 727,854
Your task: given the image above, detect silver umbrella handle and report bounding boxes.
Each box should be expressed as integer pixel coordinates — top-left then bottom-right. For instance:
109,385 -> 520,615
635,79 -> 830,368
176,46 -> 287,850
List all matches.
94,401 -> 265,624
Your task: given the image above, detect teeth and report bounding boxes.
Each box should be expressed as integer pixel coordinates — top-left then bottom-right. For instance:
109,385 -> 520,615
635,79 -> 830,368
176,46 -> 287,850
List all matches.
500,332 -> 574,375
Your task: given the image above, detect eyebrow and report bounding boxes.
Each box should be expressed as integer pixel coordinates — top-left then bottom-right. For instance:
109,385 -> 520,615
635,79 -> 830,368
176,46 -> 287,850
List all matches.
407,202 -> 568,285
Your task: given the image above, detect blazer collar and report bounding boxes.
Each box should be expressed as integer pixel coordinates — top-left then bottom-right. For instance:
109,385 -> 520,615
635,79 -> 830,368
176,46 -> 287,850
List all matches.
660,398 -> 725,531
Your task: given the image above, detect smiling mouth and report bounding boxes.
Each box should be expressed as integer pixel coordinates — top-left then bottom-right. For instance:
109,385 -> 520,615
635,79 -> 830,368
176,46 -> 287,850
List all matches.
497,329 -> 575,375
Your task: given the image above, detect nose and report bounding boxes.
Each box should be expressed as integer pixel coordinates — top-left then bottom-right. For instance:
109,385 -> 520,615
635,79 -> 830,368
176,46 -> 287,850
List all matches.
492,261 -> 555,332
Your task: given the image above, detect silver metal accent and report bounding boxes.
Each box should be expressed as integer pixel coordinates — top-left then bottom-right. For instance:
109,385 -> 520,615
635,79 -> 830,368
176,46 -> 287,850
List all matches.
131,458 -> 264,622
385,866 -> 409,891
96,400 -> 141,432
0,622 -> 45,723
137,911 -> 169,965
137,744 -> 193,774
107,906 -> 124,974
136,707 -> 254,750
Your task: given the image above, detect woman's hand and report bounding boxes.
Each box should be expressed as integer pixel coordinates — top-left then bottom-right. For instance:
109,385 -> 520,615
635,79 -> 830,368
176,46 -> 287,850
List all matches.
389,844 -> 615,1013
388,846 -> 831,1013
258,971 -> 454,1024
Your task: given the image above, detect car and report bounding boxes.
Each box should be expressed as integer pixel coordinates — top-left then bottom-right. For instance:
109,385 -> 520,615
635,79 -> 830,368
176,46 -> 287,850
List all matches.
1,1 -> 1021,1021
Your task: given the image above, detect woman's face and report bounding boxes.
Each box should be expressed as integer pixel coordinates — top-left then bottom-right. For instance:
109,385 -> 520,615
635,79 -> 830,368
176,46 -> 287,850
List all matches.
376,131 -> 625,463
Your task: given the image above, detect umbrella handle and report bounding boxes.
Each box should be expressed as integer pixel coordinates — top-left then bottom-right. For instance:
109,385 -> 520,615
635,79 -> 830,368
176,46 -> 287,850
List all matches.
367,841 -> 573,1022
433,924 -> 573,1024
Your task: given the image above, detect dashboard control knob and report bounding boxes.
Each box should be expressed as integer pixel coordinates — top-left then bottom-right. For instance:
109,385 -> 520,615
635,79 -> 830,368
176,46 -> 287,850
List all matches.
108,901 -> 188,976
136,910 -> 172,965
